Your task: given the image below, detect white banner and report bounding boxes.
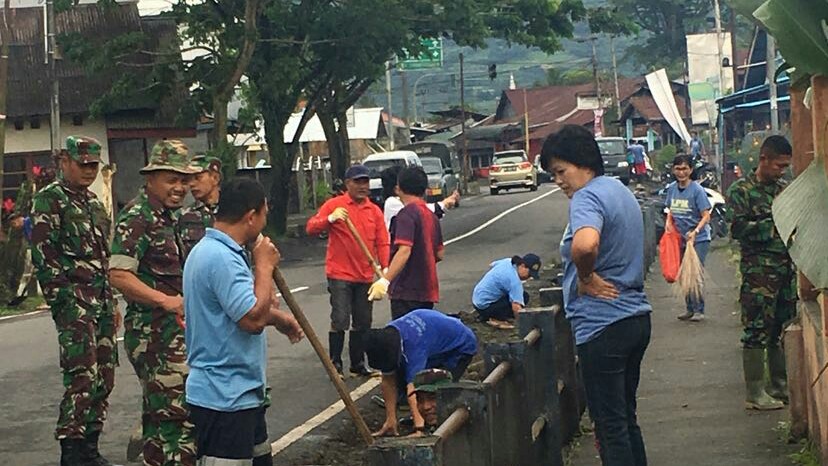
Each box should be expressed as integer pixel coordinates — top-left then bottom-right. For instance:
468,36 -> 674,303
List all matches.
686,32 -> 734,125
645,69 -> 691,145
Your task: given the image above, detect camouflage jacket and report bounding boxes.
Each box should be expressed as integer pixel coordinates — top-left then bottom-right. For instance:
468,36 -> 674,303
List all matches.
178,201 -> 217,259
727,172 -> 789,257
30,179 -> 112,307
110,189 -> 185,317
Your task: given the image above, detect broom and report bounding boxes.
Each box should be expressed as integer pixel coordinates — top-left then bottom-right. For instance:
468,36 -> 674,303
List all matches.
673,241 -> 706,302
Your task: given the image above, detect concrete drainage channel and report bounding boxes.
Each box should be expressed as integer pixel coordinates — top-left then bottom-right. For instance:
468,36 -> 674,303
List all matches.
366,202 -> 660,466
367,287 -> 582,466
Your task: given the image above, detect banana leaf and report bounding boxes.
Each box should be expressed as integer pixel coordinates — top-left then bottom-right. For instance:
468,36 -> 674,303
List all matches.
754,0 -> 828,78
772,158 -> 828,289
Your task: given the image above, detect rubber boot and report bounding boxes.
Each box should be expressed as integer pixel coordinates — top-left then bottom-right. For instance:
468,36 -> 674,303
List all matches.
743,348 -> 784,410
82,431 -> 112,466
60,438 -> 87,466
329,331 -> 345,377
349,330 -> 377,377
125,423 -> 143,463
766,346 -> 789,403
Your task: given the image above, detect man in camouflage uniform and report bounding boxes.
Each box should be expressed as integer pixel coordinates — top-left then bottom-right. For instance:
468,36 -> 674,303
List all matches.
728,135 -> 796,411
110,140 -> 200,466
178,155 -> 221,258
30,136 -> 118,466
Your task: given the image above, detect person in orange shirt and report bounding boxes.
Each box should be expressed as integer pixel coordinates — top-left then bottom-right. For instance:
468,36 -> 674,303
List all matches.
307,165 -> 391,378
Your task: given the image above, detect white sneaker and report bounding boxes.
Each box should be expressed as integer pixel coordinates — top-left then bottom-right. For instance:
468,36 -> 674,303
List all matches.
690,313 -> 705,322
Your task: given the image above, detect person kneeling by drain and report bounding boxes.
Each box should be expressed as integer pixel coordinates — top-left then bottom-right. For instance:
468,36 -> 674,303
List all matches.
365,309 -> 477,437
410,369 -> 453,432
472,254 -> 542,329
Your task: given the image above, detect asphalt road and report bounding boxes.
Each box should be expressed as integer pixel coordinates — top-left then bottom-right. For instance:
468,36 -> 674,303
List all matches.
0,183 -> 570,465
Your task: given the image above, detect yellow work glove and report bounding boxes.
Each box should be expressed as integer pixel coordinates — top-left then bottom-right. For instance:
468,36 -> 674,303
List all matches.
367,277 -> 390,301
328,207 -> 349,223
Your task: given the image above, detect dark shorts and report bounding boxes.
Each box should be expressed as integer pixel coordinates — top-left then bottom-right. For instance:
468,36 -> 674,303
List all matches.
328,279 -> 373,332
390,299 -> 434,320
190,405 -> 271,463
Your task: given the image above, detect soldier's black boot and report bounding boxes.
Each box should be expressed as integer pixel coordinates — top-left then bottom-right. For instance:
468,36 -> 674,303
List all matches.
82,431 -> 113,466
59,438 -> 86,466
329,331 -> 345,379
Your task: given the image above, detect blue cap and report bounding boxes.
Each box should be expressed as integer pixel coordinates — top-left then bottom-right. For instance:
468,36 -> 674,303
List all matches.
521,253 -> 542,279
345,164 -> 370,180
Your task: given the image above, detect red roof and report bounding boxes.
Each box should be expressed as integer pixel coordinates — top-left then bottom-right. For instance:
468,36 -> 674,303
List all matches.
626,94 -> 688,121
496,77 -> 646,142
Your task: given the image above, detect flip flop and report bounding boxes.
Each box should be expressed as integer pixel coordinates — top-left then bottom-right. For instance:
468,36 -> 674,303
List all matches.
486,319 -> 515,330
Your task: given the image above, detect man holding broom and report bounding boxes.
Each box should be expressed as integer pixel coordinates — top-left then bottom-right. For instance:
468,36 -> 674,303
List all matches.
306,164 -> 390,378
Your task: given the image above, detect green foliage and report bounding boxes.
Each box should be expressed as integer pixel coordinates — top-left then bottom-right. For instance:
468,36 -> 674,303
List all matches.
546,68 -> 596,85
302,178 -> 332,211
754,0 -> 828,79
789,440 -> 820,466
606,0 -> 713,68
654,144 -> 677,169
208,142 -> 240,182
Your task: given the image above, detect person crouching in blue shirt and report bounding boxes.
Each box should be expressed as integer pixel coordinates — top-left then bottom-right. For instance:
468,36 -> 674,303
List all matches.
542,125 -> 652,466
472,254 -> 541,326
364,309 -> 477,437
183,178 -> 304,465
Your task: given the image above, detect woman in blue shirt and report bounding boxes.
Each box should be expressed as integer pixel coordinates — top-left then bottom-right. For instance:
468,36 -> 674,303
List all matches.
665,155 -> 712,322
541,125 -> 652,466
471,254 -> 541,325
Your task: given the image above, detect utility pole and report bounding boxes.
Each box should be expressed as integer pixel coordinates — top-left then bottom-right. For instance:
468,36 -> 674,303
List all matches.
401,70 -> 410,131
47,0 -> 60,154
610,36 -> 622,121
523,89 -> 530,156
459,52 -> 469,195
712,0 -> 725,176
385,61 -> 394,150
767,34 -> 779,132
590,38 -> 604,135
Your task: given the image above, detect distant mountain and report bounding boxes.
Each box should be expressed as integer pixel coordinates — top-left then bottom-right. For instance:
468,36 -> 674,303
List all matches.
362,1 -> 647,119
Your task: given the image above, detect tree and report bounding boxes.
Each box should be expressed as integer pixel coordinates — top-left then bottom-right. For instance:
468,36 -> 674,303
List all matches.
606,0 -> 712,68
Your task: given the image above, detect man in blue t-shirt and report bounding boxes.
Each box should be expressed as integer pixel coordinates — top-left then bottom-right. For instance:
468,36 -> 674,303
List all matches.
183,179 -> 303,465
472,254 -> 541,324
665,154 -> 712,321
364,309 -> 477,437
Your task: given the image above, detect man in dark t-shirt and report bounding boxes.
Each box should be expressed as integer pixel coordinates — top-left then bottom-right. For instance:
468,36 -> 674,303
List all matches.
368,167 -> 444,319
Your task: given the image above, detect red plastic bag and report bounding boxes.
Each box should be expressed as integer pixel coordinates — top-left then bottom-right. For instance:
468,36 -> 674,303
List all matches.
659,217 -> 682,283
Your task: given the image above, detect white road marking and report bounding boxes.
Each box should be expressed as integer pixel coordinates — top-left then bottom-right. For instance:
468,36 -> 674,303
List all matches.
0,309 -> 46,322
444,187 -> 561,246
270,378 -> 381,456
269,187 -> 560,456
113,286 -> 312,341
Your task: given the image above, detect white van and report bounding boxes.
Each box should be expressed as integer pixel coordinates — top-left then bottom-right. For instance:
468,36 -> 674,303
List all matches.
362,151 -> 422,205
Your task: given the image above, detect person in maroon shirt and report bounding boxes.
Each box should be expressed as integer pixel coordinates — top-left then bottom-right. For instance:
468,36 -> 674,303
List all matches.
307,165 -> 390,377
368,167 -> 444,319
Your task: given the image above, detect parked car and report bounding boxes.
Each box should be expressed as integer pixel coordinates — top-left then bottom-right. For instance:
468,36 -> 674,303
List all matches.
421,156 -> 458,203
534,157 -> 552,184
362,151 -> 422,205
489,150 -> 537,195
595,137 -> 631,185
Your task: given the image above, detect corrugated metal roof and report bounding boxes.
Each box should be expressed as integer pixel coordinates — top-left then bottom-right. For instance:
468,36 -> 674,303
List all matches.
5,3 -> 184,126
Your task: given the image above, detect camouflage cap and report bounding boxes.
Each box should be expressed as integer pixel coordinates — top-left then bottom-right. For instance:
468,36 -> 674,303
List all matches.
413,369 -> 452,394
190,154 -> 222,173
65,136 -> 102,164
140,140 -> 200,175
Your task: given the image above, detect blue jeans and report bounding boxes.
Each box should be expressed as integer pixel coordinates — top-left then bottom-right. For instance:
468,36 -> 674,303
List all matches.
681,240 -> 709,313
579,314 -> 651,466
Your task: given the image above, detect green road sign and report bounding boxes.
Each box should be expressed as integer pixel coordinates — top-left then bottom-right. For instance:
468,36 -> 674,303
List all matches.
399,38 -> 442,70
